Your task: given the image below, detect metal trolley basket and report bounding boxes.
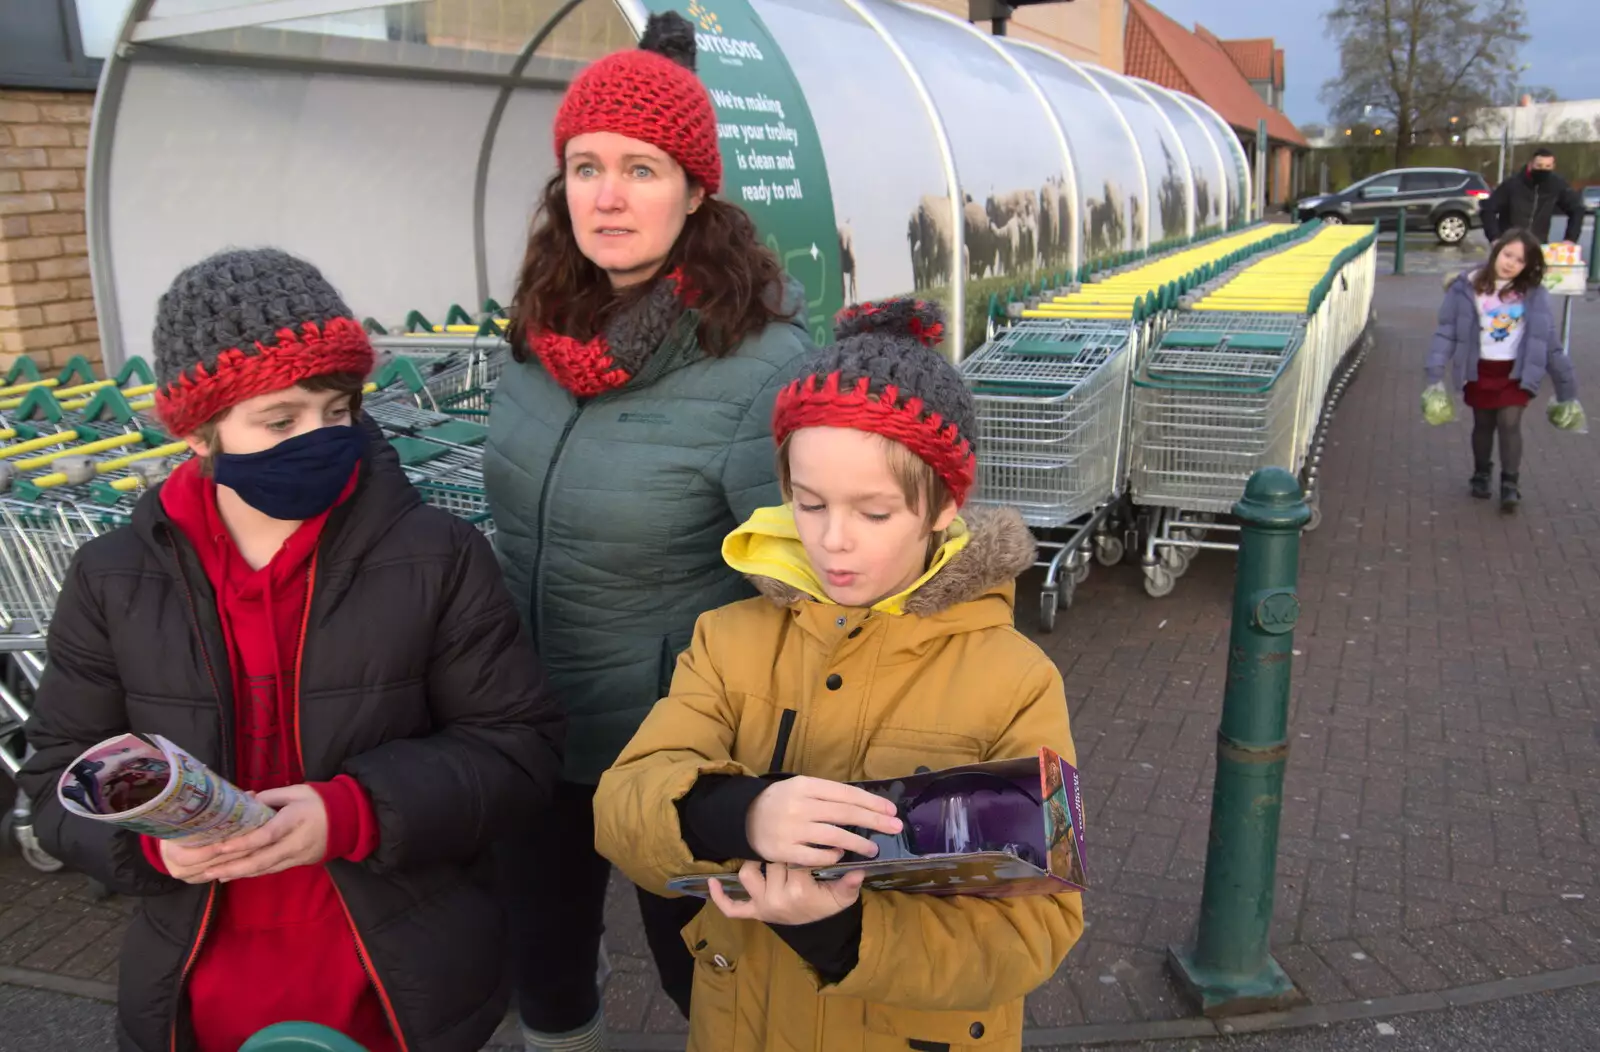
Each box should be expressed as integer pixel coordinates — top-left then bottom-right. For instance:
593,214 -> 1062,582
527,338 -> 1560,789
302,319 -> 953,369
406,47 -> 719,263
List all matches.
1128,313 -> 1309,597
960,319 -> 1137,630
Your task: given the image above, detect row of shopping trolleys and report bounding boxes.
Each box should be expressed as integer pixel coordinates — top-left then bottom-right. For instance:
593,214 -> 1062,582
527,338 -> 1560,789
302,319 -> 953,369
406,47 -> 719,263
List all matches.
959,220 -> 1380,629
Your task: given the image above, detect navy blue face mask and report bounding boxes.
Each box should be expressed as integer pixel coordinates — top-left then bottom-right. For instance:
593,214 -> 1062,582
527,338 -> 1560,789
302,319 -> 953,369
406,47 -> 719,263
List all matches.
213,424 -> 366,521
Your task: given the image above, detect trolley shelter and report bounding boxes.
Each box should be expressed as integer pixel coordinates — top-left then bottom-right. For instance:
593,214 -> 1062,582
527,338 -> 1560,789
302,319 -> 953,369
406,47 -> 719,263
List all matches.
86,0 -> 1253,368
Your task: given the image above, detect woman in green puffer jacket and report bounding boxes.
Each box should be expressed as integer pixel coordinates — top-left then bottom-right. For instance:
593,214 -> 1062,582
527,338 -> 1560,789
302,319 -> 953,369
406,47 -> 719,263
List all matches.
483,14 -> 815,1052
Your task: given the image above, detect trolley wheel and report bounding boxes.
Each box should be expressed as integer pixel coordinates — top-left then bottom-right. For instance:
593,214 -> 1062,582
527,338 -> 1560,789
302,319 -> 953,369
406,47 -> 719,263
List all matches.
1038,589 -> 1059,633
1072,558 -> 1092,586
1144,565 -> 1177,598
1095,535 -> 1125,567
1160,545 -> 1193,575
1,811 -> 65,874
1305,502 -> 1324,532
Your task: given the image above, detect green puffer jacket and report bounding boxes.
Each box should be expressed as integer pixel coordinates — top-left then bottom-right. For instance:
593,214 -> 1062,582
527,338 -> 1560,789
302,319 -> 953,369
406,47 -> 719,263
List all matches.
485,293 -> 814,783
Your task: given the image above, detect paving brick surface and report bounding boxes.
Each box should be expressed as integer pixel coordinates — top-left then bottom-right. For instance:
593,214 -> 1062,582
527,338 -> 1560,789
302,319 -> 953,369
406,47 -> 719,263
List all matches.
1,270 -> 1598,1036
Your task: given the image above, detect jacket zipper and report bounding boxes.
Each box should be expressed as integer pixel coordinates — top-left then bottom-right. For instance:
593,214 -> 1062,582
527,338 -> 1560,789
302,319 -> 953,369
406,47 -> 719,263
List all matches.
292,552 -> 412,1052
528,405 -> 583,651
164,533 -> 232,1052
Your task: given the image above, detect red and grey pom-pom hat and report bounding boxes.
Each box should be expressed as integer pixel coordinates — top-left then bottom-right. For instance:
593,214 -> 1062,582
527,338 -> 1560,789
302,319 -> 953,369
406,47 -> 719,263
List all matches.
553,11 -> 722,194
772,299 -> 978,506
151,248 -> 375,438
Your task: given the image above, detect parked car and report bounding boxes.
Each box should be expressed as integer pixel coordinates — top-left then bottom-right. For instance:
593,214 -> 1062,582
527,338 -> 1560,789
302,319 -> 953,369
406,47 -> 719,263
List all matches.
1583,185 -> 1600,210
1295,168 -> 1491,245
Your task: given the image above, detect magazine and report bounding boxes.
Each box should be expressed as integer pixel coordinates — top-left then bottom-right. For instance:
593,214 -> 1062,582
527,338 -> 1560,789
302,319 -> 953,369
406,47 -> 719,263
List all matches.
667,747 -> 1087,902
57,733 -> 274,844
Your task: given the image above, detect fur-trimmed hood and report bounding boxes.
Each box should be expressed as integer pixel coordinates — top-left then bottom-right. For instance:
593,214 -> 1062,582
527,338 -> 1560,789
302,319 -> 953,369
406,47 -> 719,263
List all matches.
724,504 -> 1036,619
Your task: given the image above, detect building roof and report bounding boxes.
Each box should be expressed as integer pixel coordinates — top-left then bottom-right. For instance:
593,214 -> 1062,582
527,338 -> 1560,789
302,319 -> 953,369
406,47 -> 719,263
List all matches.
1220,37 -> 1274,82
1124,0 -> 1307,147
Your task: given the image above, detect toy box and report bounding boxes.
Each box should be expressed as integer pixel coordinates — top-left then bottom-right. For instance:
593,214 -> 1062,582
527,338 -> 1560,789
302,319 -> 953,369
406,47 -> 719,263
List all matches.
667,746 -> 1087,901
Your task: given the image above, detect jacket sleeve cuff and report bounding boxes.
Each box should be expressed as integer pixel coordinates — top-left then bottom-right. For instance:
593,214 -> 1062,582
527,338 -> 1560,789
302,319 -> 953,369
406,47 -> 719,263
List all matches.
675,774 -> 766,862
770,898 -> 863,986
139,835 -> 170,876
312,776 -> 380,864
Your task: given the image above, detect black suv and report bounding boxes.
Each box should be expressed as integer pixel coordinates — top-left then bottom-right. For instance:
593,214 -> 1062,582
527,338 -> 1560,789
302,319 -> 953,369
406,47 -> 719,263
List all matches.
1295,168 -> 1491,244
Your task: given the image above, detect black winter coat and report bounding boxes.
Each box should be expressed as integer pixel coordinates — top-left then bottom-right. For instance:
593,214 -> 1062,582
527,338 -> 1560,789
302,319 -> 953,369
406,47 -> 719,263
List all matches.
18,419 -> 564,1052
1482,168 -> 1588,243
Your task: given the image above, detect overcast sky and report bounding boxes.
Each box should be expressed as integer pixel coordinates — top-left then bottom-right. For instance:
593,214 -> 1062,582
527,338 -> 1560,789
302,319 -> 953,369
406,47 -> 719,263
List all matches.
1147,0 -> 1595,128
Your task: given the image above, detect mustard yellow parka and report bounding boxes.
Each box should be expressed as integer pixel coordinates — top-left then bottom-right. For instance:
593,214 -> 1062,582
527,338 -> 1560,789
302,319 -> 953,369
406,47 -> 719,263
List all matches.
593,505 -> 1084,1052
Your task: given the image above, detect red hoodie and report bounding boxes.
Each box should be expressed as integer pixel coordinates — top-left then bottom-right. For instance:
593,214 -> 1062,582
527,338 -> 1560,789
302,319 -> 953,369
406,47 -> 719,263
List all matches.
142,458 -> 396,1052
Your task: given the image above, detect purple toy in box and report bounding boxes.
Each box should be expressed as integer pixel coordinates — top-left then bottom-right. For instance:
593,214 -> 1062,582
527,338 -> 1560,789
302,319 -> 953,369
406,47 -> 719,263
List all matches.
667,747 -> 1087,901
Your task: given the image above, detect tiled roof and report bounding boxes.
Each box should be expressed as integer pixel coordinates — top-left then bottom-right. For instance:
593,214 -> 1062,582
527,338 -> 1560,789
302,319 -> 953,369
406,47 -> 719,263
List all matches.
1220,37 -> 1274,81
1123,0 -> 1307,147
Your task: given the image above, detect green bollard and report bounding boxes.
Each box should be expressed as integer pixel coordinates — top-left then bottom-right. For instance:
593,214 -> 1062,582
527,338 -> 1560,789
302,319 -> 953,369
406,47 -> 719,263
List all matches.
241,1022 -> 370,1052
1392,206 -> 1406,275
1168,467 -> 1311,1018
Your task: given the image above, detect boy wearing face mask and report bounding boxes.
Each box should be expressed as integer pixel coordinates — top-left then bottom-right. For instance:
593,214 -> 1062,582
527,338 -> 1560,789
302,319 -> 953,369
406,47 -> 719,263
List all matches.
1482,147 -> 1590,246
19,248 -> 564,1052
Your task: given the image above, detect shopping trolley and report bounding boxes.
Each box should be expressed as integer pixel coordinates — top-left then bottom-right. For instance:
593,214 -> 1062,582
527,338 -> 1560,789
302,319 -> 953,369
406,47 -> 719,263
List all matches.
960,320 -> 1137,630
1128,315 -> 1310,596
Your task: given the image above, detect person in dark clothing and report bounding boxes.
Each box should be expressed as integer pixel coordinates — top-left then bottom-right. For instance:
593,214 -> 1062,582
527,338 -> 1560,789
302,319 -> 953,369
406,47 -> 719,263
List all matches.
1482,147 -> 1589,245
17,247 -> 564,1052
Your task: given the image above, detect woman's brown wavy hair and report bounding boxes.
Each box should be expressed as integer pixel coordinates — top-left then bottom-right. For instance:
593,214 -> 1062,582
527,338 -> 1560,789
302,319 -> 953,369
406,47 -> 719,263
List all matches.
1473,228 -> 1546,298
508,172 -> 789,361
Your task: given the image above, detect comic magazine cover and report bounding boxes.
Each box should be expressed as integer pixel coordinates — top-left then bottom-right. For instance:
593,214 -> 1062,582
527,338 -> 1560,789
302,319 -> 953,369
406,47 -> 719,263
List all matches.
667,747 -> 1087,901
57,733 -> 274,845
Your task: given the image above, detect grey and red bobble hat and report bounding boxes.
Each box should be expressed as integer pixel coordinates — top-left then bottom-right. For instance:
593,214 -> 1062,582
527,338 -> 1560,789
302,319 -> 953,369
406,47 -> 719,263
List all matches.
771,299 -> 977,506
151,248 -> 375,437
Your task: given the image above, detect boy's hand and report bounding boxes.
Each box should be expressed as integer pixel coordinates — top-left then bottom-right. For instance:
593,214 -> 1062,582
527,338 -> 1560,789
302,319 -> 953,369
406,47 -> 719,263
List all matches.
707,860 -> 865,926
746,775 -> 902,867
158,836 -> 258,884
193,785 -> 330,882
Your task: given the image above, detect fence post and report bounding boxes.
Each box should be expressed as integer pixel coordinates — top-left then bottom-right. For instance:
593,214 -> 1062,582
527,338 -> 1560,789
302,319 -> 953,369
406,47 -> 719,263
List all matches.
1168,467 -> 1310,1017
1393,207 -> 1406,275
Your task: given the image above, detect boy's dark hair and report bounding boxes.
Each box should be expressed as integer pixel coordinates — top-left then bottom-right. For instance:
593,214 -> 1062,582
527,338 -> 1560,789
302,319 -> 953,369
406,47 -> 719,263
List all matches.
191,372 -> 366,476
1530,147 -> 1555,161
1473,229 -> 1546,298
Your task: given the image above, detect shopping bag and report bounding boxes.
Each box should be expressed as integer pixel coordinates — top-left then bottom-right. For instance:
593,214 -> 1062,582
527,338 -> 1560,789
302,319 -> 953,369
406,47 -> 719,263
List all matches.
1548,399 -> 1589,434
1421,383 -> 1456,426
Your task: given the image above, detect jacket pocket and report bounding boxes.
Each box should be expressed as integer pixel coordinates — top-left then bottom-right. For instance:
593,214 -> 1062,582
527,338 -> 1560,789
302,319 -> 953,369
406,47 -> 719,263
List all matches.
863,999 -> 1023,1050
861,733 -> 987,781
682,909 -> 740,1052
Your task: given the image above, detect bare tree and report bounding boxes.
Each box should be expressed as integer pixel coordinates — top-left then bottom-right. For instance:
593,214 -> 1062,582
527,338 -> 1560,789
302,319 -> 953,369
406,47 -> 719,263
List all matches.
1320,0 -> 1528,164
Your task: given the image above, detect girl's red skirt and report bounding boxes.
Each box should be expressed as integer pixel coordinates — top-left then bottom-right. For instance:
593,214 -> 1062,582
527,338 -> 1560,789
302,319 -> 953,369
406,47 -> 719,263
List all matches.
1464,358 -> 1531,411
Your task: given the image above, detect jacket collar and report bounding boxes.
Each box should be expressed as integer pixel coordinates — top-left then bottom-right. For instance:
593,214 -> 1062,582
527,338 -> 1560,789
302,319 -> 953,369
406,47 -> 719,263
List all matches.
725,503 -> 1036,620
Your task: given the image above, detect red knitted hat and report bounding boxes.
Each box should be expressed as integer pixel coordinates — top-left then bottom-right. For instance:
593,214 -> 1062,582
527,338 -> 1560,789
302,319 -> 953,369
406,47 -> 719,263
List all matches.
553,13 -> 721,193
773,299 -> 978,507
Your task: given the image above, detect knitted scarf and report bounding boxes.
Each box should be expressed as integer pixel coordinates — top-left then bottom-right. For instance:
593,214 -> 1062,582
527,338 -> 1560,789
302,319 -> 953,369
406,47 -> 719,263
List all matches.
531,270 -> 691,397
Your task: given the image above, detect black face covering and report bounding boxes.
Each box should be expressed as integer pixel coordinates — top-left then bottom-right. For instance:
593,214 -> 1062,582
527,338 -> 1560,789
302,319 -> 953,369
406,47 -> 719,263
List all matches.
213,424 -> 366,521
1529,167 -> 1553,185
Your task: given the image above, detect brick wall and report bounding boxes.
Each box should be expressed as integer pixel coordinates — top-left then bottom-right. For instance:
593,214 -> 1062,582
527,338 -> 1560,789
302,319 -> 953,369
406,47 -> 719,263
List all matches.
0,89 -> 101,374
